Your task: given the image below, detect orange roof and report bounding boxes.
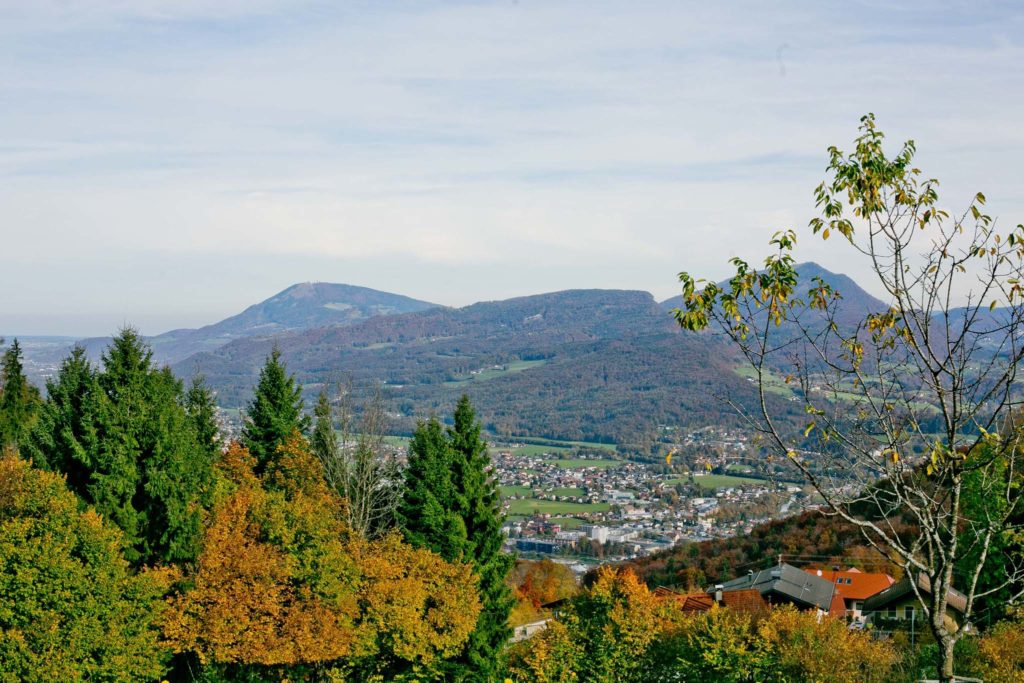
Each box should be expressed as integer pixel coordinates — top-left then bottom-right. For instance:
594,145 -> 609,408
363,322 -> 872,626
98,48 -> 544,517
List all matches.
719,589 -> 767,613
804,568 -> 895,601
656,587 -> 765,613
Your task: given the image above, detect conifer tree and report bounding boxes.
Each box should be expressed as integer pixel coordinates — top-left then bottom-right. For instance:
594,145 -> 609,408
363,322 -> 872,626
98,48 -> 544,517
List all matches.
397,416 -> 470,562
447,395 -> 515,680
311,388 -> 338,465
242,346 -> 309,473
186,375 -> 221,460
28,330 -> 213,566
0,339 -> 42,450
398,396 -> 514,681
24,347 -> 100,494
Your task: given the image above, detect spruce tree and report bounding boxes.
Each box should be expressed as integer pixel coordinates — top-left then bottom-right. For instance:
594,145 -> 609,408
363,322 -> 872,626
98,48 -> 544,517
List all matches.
447,395 -> 515,680
397,396 -> 514,681
24,346 -> 100,495
310,388 -> 338,465
241,347 -> 309,473
185,375 -> 221,460
28,330 -> 213,566
0,339 -> 42,450
397,416 -> 470,562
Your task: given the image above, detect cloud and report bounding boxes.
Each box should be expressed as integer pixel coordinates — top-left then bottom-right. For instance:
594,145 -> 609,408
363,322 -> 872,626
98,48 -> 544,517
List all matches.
1,1 -> 1023,334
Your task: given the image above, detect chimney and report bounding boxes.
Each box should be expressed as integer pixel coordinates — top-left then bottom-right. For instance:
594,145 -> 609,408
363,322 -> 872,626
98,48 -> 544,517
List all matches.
714,584 -> 723,603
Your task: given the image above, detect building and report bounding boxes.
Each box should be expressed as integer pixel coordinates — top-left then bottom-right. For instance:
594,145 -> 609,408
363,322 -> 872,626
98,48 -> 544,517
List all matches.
803,567 -> 895,620
716,563 -> 836,614
655,586 -> 767,613
863,574 -> 968,629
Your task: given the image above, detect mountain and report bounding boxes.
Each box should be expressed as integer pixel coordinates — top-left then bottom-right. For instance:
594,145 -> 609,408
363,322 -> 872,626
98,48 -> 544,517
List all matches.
16,283 -> 438,381
175,288 -> 804,450
659,262 -> 887,327
149,282 -> 438,365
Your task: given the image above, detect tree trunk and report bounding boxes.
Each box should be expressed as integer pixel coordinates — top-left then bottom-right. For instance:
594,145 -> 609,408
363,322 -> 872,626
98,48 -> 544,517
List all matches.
938,634 -> 956,683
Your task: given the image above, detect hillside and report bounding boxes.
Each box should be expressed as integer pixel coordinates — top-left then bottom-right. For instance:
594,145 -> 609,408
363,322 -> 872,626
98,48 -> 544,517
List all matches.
175,288 -> 806,449
20,283 -> 439,376
660,262 -> 887,330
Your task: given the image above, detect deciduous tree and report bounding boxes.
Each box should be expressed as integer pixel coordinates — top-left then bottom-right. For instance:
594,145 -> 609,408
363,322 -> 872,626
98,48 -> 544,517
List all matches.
0,454 -> 169,682
673,113 -> 1024,682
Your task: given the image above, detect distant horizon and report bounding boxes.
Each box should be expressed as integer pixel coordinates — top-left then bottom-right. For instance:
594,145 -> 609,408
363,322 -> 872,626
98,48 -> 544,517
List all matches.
3,3 -> 1022,336
2,259 -> 858,338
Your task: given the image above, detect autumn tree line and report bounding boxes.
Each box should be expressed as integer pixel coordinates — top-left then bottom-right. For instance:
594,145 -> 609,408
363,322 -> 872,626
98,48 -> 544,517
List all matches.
2,331 -> 1023,682
0,332 -> 511,682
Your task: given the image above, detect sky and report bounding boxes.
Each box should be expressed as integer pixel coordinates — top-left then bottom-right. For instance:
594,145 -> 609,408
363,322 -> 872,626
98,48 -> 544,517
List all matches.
2,1 -> 1023,336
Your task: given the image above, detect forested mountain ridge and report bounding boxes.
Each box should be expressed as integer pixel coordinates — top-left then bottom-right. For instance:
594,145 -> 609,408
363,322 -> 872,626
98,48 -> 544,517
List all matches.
172,288 -> 805,449
18,282 -> 439,372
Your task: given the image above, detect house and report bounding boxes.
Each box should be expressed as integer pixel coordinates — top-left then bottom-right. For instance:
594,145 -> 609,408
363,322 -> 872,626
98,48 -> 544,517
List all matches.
654,586 -> 766,613
803,567 -> 895,620
863,573 -> 968,629
716,563 -> 836,614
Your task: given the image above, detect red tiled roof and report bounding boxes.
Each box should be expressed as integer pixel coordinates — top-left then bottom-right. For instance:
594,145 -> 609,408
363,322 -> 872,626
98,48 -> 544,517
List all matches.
829,592 -> 848,616
719,589 -> 767,613
804,568 -> 895,601
679,594 -> 716,612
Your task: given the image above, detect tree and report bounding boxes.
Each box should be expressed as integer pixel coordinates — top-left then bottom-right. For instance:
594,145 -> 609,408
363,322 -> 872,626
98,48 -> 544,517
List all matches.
186,375 -> 222,461
314,383 -> 403,538
23,346 -> 100,494
0,339 -> 41,450
164,439 -> 481,682
447,395 -> 516,680
28,330 -> 213,566
397,416 -> 469,561
242,346 -> 309,473
674,113 -> 1024,682
397,396 -> 514,681
0,453 -> 170,681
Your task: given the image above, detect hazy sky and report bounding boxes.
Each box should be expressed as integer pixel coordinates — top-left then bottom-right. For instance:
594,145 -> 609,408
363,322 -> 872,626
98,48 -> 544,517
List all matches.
2,1 -> 1023,336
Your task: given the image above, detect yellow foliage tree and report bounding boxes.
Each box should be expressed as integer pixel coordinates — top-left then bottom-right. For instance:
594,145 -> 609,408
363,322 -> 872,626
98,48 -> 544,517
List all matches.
163,437 -> 481,680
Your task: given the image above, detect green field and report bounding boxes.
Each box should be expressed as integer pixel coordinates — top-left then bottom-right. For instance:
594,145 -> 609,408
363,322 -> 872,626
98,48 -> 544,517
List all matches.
445,359 -> 548,386
733,365 -> 797,398
549,487 -> 585,497
501,485 -> 534,498
549,516 -> 585,529
506,499 -> 610,516
692,474 -> 766,489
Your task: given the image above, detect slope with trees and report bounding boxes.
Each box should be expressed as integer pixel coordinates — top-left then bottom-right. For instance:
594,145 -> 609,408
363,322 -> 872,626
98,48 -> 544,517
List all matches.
398,396 -> 515,682
673,113 -> 1024,682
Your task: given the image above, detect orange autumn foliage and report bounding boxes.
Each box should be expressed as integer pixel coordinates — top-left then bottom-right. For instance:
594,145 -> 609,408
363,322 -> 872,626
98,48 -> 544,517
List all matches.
163,438 -> 481,672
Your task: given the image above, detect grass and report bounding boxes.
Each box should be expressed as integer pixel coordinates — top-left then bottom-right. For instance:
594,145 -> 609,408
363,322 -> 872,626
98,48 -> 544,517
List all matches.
506,499 -> 610,516
501,485 -> 534,498
444,359 -> 548,386
692,474 -> 766,489
550,516 -> 585,529
733,365 -> 797,398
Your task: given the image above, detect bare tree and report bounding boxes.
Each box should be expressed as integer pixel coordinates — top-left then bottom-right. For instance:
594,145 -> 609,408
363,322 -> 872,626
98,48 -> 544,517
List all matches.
674,114 -> 1024,682
312,380 -> 402,538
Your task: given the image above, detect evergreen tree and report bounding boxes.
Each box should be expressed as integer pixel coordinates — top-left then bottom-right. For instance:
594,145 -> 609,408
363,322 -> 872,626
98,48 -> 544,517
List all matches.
242,346 -> 309,473
447,395 -> 515,680
27,330 -> 213,566
311,388 -> 338,465
185,375 -> 221,460
24,347 -> 100,495
0,339 -> 42,450
397,416 -> 470,562
398,396 -> 514,681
